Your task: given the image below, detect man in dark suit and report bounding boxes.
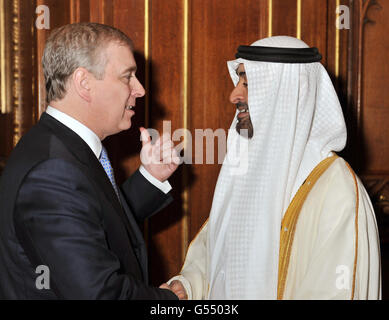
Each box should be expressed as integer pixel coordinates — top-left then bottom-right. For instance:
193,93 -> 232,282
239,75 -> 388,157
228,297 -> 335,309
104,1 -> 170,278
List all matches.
0,22 -> 180,299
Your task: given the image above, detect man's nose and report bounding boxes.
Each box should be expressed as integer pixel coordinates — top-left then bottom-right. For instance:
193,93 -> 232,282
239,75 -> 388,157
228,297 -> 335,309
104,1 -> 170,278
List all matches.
229,84 -> 245,104
131,77 -> 146,98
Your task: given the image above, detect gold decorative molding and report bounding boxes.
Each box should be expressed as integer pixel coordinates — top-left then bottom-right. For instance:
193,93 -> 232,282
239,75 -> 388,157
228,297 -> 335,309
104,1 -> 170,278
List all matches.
144,0 -> 150,128
268,0 -> 273,37
143,0 -> 151,249
36,0 -> 48,116
181,0 -> 190,262
0,0 -> 12,114
296,0 -> 302,39
335,0 -> 340,79
12,0 -> 21,147
31,5 -> 37,124
1,0 -> 35,156
8,0 -> 35,146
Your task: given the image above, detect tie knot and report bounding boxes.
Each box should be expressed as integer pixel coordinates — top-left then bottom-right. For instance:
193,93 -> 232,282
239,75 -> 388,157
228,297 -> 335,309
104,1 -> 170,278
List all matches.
98,146 -> 120,201
99,146 -> 109,161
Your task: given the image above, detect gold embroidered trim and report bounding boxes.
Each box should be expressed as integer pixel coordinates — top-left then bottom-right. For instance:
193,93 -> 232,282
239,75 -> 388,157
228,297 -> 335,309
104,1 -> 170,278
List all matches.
277,155 -> 339,300
179,218 -> 209,274
344,162 -> 359,300
179,218 -> 209,299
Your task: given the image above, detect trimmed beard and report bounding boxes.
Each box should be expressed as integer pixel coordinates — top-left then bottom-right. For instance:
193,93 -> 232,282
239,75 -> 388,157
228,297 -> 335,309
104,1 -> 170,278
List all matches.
236,116 -> 254,139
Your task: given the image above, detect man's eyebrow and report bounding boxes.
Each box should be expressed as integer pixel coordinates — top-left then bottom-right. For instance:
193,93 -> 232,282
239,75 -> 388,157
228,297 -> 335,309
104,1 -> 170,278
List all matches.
121,66 -> 137,74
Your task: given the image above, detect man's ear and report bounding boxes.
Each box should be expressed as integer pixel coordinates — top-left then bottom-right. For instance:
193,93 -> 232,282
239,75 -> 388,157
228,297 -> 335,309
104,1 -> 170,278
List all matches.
72,67 -> 92,102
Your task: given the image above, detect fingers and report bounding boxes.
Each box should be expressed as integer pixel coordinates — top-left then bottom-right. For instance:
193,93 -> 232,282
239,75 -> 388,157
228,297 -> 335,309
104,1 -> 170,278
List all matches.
171,147 -> 181,165
153,133 -> 179,164
153,139 -> 173,159
159,281 -> 188,300
159,283 -> 170,290
170,280 -> 188,300
155,133 -> 172,150
140,128 -> 153,166
140,130 -> 181,170
140,127 -> 151,147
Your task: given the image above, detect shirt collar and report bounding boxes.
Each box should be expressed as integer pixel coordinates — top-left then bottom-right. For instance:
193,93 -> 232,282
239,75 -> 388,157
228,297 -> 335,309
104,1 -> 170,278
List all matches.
45,106 -> 102,159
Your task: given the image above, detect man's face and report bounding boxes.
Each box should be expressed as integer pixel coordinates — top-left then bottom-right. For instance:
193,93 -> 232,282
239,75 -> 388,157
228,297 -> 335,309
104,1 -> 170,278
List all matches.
229,63 -> 254,139
90,42 -> 145,139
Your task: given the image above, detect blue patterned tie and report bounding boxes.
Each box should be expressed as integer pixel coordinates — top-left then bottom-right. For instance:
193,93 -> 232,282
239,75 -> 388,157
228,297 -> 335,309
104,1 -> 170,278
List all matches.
99,146 -> 120,200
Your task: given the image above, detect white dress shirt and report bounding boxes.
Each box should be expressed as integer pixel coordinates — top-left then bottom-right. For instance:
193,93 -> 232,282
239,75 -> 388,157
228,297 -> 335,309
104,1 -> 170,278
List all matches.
46,106 -> 172,194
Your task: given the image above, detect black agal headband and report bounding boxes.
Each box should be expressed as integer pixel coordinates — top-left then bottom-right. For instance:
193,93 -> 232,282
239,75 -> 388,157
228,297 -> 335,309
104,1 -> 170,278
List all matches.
236,45 -> 322,63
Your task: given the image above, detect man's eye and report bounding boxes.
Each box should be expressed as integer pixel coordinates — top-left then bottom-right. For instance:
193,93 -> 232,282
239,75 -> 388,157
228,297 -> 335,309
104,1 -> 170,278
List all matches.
123,75 -> 133,84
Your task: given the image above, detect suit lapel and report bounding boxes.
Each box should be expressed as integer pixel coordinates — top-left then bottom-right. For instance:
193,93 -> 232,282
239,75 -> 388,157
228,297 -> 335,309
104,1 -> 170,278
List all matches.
38,113 -> 138,248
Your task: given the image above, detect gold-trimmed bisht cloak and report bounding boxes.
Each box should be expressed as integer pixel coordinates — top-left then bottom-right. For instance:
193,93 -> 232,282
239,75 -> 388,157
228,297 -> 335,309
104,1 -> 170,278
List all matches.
168,156 -> 381,300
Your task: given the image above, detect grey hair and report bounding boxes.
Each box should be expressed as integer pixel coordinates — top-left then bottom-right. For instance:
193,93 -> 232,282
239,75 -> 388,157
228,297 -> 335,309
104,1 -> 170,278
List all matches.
42,22 -> 134,104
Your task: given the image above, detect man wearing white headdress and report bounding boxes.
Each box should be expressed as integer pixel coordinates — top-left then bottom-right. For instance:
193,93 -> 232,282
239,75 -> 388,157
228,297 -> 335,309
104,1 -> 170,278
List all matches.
161,36 -> 381,300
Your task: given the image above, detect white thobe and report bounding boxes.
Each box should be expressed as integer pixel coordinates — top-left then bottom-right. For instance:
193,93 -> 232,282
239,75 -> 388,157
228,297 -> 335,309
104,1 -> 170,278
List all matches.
169,157 -> 381,300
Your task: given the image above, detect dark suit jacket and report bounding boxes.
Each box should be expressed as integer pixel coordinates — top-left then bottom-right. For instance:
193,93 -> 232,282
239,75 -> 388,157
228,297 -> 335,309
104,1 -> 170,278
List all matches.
0,112 -> 177,300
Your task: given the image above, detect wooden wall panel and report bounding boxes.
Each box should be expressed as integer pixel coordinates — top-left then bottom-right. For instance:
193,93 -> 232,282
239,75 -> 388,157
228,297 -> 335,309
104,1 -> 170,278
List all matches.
9,0 -> 36,146
359,0 -> 389,299
36,0 -> 72,115
301,0 -> 328,64
362,2 -> 389,173
272,0 -> 297,36
89,0 -> 113,25
109,0 -> 146,183
147,0 -> 186,285
326,0 -> 350,135
70,0 -> 90,23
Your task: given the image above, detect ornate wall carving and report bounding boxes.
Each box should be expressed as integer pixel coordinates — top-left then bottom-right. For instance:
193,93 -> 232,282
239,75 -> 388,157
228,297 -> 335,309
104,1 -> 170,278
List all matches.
0,0 -> 36,159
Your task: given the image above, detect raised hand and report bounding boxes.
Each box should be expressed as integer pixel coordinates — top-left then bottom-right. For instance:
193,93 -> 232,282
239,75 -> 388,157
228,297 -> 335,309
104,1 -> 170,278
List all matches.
140,127 -> 181,182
